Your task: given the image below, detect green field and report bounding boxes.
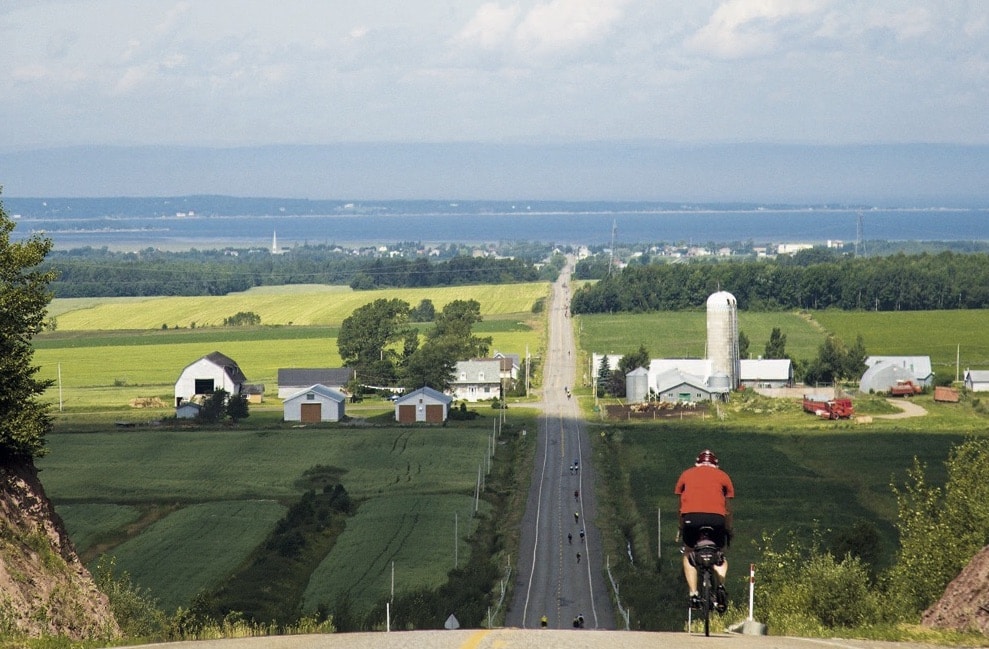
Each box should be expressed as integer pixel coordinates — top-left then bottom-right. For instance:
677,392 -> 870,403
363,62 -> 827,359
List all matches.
577,308 -> 989,375
34,283 -> 549,410
39,417 -> 518,613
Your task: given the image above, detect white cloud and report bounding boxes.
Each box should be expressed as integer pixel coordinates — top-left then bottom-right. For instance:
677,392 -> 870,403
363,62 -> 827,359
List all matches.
454,0 -> 628,56
687,0 -> 829,59
454,3 -> 520,50
515,0 -> 628,53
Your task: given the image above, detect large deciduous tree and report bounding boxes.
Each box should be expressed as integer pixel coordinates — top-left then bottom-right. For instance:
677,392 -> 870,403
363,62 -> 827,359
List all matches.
0,191 -> 58,459
427,299 -> 492,359
400,299 -> 492,391
337,298 -> 415,383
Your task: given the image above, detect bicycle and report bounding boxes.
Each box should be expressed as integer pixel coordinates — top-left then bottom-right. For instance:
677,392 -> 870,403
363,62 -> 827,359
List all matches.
689,526 -> 725,637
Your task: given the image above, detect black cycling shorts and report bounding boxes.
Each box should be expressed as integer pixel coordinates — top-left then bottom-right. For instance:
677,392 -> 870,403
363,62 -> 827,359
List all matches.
680,513 -> 727,549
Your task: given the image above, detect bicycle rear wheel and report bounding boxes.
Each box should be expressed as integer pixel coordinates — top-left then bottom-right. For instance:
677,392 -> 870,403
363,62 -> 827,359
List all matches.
700,569 -> 712,637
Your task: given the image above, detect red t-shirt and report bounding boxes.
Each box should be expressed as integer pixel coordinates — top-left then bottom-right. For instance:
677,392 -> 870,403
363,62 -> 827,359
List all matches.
675,465 -> 735,516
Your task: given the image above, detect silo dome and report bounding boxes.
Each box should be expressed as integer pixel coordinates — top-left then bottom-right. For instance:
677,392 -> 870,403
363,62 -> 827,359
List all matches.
706,291 -> 740,389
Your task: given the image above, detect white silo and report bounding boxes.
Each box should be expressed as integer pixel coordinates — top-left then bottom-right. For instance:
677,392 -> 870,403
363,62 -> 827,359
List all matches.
706,291 -> 740,389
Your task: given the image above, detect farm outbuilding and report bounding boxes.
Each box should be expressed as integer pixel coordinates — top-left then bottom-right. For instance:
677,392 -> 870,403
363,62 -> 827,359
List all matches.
174,351 -> 247,408
625,367 -> 650,403
175,402 -> 201,419
283,384 -> 346,423
860,361 -> 917,394
864,356 -> 934,387
394,387 -> 452,423
653,368 -> 729,403
740,359 -> 794,389
964,370 -> 989,392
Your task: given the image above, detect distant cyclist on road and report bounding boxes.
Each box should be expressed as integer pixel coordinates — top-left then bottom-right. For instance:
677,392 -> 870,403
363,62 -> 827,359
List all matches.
675,449 -> 735,613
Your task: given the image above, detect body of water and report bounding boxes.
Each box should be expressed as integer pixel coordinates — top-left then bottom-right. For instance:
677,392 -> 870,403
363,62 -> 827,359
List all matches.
9,203 -> 989,250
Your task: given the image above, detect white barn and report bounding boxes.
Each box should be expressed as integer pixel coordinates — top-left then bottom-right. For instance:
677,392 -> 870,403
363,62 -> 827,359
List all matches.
283,384 -> 346,423
174,351 -> 247,408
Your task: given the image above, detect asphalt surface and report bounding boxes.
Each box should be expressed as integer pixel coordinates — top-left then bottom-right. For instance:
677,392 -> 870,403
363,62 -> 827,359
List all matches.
128,629 -> 953,649
503,260 -> 615,630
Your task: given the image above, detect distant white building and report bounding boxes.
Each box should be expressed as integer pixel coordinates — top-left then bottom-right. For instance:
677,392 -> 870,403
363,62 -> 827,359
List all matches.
777,243 -> 814,255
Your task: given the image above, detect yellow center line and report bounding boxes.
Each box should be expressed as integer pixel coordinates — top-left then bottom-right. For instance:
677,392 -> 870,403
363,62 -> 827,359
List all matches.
459,629 -> 490,649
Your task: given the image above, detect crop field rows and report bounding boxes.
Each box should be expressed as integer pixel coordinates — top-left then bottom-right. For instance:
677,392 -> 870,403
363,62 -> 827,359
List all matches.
42,423 -> 509,613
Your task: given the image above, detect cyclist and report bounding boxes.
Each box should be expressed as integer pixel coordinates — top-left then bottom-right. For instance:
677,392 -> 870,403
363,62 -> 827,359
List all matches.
675,449 -> 734,612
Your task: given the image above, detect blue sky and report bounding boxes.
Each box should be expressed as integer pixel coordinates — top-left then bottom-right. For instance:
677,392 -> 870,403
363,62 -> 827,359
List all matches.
1,1 -> 988,200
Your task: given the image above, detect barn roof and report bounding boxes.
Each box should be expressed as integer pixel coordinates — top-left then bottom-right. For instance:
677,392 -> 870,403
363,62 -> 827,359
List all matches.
283,384 -> 347,403
396,386 -> 452,405
740,359 -> 793,381
202,351 -> 248,383
278,368 -> 354,387
865,356 -> 933,380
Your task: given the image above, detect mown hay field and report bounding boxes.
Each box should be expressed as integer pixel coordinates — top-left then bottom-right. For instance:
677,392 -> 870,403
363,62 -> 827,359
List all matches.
49,283 -> 548,330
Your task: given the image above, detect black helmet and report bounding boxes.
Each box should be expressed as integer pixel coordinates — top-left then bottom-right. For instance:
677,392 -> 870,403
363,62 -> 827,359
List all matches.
696,449 -> 719,466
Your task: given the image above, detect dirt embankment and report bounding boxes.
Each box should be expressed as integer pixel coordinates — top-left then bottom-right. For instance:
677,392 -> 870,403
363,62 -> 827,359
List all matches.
923,545 -> 989,635
0,459 -> 119,640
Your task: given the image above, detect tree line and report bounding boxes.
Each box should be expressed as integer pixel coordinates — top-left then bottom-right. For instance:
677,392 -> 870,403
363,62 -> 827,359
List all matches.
571,250 -> 989,313
43,245 -> 553,298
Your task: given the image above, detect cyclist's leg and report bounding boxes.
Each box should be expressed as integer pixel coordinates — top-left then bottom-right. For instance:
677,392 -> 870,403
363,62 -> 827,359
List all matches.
683,553 -> 699,593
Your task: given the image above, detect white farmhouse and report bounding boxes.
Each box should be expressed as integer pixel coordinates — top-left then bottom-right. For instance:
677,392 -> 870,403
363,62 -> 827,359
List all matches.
450,359 -> 503,402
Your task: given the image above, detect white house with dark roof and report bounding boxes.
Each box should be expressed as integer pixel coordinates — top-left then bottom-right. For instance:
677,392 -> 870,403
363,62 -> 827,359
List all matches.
277,368 -> 354,399
450,359 -> 503,402
174,351 -> 247,408
283,384 -> 346,423
394,387 -> 452,423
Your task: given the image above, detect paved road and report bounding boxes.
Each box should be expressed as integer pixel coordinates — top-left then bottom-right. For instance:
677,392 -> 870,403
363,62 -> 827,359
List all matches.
130,629 -> 951,649
503,259 -> 615,630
